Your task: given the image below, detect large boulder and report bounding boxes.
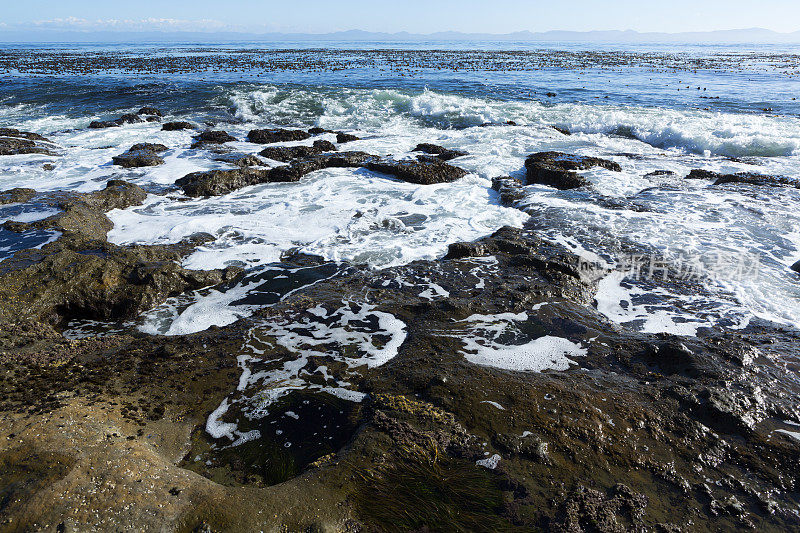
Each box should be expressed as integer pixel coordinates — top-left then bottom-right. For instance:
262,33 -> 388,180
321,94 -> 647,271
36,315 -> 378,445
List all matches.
413,143 -> 468,161
112,143 -> 168,168
366,157 -> 468,185
247,129 -> 311,144
524,152 -> 621,190
0,129 -> 58,156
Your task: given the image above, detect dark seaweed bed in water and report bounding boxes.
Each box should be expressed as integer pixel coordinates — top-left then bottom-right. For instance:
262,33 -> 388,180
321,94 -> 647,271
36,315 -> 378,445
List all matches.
0,42 -> 799,531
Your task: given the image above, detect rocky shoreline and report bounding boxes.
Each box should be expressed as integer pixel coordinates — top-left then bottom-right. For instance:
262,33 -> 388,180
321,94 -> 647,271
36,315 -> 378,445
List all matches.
0,117 -> 799,532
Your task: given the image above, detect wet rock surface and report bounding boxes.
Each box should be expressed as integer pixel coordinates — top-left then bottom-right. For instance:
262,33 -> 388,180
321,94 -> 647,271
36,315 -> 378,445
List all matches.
162,121 -> 195,131
414,142 -> 469,161
192,130 -> 237,147
0,216 -> 797,531
177,149 -> 469,196
259,139 -> 337,162
247,128 -> 311,144
176,167 -> 279,197
89,113 -> 144,129
112,143 -> 168,168
525,151 -> 622,189
0,180 -> 241,326
0,129 -> 59,156
687,168 -> 800,189
367,157 -> 469,184
0,115 -> 798,533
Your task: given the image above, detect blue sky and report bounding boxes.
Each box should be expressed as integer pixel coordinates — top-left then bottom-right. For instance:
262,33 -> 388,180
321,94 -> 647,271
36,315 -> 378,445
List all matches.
2,0 -> 800,34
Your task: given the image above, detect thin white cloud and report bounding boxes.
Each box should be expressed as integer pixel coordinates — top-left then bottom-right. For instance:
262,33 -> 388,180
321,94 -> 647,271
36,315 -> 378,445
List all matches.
27,17 -> 232,32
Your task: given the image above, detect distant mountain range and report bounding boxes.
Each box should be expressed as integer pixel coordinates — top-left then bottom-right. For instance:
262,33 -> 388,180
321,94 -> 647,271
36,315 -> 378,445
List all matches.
2,27 -> 799,44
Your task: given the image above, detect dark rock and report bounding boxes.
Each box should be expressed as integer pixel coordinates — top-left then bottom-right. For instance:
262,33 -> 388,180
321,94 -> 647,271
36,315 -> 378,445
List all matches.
646,170 -> 676,177
88,114 -> 143,129
686,169 -> 722,180
0,129 -> 58,156
247,129 -> 311,144
0,188 -> 37,205
552,126 -> 571,135
0,128 -> 49,142
43,163 -> 56,171
308,127 -> 334,135
336,132 -> 360,144
551,485 -> 648,533
0,236 -> 241,325
525,151 -> 621,190
491,176 -> 526,206
137,107 -> 163,117
193,130 -> 236,145
112,143 -> 168,168
413,143 -> 468,161
3,180 -> 148,241
176,168 -> 275,197
162,121 -> 195,131
791,260 -> 800,274
545,92 -> 557,97
366,158 -> 468,185
687,169 -> 799,189
213,153 -> 266,167
260,140 -> 337,162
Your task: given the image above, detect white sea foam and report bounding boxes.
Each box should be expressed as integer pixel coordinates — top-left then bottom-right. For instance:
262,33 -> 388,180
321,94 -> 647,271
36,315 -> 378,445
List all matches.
459,312 -> 586,372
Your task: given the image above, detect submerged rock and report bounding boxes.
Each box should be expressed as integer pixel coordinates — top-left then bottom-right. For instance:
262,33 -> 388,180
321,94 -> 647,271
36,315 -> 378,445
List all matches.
366,157 -> 468,185
247,128 -> 311,144
162,121 -> 195,131
687,169 -> 799,189
0,129 -> 58,156
413,143 -> 468,161
525,151 -> 621,190
112,143 -> 168,168
791,260 -> 800,274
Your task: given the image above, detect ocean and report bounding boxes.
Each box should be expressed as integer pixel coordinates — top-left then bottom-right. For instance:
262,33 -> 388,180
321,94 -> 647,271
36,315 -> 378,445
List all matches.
1,40 -> 799,336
